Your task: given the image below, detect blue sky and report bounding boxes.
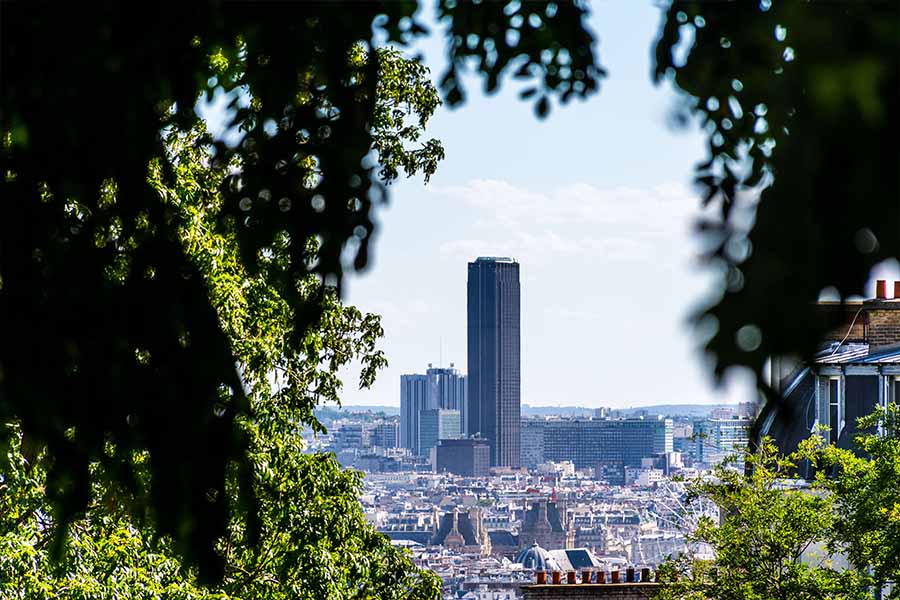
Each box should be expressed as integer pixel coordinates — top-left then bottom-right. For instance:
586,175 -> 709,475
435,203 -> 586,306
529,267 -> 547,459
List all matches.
203,2 -> 899,409
337,1 -> 756,409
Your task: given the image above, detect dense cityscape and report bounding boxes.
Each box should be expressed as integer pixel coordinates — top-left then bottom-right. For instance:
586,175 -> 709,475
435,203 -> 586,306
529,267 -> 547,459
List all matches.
307,257 -> 756,600
305,258 -> 900,600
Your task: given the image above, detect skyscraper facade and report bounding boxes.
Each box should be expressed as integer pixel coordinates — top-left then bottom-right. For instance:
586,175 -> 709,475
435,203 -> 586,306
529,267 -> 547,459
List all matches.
436,438 -> 491,477
427,365 -> 467,414
401,365 -> 467,456
400,374 -> 428,454
467,257 -> 521,467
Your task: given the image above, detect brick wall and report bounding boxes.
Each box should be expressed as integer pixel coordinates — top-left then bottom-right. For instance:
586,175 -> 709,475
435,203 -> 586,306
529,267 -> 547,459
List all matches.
867,307 -> 900,347
523,583 -> 660,600
821,310 -> 867,343
818,302 -> 900,347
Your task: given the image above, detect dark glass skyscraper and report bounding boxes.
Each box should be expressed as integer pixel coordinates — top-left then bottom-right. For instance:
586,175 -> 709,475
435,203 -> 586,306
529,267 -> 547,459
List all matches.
467,257 -> 520,467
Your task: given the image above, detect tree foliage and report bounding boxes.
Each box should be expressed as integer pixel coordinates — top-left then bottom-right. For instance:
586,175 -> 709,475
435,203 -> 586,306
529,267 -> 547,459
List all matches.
803,404 -> 900,598
1,1 -> 599,579
658,439 -> 868,600
0,105 -> 440,598
660,407 -> 900,600
1,416 -> 438,599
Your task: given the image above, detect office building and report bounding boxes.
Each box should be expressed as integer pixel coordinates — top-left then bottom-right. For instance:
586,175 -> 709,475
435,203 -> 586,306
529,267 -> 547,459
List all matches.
331,423 -> 369,451
418,408 -> 461,458
694,417 -> 750,467
468,257 -> 521,467
519,417 -> 674,475
427,364 -> 467,427
435,438 -> 491,477
400,374 -> 428,454
401,365 -> 467,456
372,420 -> 400,449
521,420 -> 546,469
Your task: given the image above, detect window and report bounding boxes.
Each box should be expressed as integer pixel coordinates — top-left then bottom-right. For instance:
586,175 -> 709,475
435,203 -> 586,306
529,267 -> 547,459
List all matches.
829,378 -> 840,444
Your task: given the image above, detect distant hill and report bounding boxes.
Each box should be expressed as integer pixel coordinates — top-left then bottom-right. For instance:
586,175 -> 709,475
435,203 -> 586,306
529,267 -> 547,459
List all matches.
614,403 -> 745,418
521,405 -> 593,418
522,403 -> 745,419
332,405 -> 400,416
327,403 -> 741,420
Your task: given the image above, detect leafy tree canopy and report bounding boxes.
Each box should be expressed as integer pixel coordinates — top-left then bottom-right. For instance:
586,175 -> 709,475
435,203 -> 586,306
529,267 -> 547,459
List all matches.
658,439 -> 867,600
2,0 -> 897,581
801,404 -> 900,598
2,95 -> 440,598
660,407 -> 900,600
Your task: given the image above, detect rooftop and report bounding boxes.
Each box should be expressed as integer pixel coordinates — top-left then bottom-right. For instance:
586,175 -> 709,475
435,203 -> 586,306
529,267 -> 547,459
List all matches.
815,341 -> 900,364
475,256 -> 516,263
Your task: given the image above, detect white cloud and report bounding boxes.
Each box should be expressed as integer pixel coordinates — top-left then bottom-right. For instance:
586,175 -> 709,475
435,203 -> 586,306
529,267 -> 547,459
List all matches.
429,179 -> 700,232
433,179 -> 708,266
360,298 -> 441,336
439,230 -> 578,267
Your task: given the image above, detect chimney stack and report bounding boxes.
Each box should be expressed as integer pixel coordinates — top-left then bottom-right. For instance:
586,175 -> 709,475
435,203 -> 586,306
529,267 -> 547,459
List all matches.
876,280 -> 887,299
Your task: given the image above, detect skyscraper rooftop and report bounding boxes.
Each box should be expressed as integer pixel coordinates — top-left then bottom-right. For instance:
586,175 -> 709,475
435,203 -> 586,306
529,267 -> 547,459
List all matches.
475,256 -> 517,263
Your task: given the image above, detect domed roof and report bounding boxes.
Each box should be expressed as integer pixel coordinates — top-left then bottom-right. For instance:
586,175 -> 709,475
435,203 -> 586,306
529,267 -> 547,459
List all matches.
515,543 -> 560,571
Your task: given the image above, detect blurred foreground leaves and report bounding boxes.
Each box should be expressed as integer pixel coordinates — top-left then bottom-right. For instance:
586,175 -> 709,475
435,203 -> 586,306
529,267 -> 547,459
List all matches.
654,2 -> 899,441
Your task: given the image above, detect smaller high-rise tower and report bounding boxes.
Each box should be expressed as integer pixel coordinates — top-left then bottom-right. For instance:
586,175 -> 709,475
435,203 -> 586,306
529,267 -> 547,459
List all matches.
400,364 -> 467,456
400,374 -> 427,454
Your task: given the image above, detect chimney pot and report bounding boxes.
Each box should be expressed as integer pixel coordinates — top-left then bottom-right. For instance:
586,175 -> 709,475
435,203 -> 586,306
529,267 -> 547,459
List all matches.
597,570 -> 606,584
611,570 -> 620,584
626,567 -> 635,582
641,567 -> 651,582
551,571 -> 561,585
876,280 -> 887,299
582,569 -> 593,584
567,571 -> 577,584
894,281 -> 900,299
535,571 -> 547,585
